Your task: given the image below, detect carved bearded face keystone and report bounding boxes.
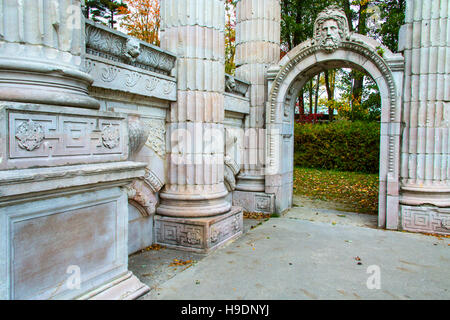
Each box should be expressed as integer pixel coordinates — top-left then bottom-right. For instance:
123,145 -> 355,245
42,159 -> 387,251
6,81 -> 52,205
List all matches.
320,19 -> 341,52
313,6 -> 349,53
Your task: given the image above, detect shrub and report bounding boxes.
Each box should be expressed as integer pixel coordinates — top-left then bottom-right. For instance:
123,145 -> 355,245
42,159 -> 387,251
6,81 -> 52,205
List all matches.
294,120 -> 380,174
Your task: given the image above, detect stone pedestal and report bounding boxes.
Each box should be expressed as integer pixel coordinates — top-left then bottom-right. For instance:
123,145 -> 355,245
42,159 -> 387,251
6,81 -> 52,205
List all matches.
157,0 -> 242,252
234,0 -> 280,212
0,159 -> 149,300
399,0 -> 450,234
0,1 -> 149,299
155,207 -> 243,253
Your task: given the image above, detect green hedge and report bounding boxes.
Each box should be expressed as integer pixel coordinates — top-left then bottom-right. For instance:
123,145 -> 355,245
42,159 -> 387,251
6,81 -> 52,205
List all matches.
294,121 -> 380,174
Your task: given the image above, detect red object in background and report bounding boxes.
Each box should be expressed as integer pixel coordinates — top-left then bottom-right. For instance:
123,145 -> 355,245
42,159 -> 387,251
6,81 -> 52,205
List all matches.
295,113 -> 326,124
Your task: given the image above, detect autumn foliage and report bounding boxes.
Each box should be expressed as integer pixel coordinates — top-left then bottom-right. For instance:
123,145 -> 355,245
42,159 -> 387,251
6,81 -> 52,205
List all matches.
118,0 -> 160,46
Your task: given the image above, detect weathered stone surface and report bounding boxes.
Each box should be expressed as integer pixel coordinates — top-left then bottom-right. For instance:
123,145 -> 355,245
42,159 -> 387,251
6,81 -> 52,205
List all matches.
0,0 -> 99,109
0,161 -> 149,300
0,103 -> 130,170
155,207 -> 243,253
399,0 -> 450,235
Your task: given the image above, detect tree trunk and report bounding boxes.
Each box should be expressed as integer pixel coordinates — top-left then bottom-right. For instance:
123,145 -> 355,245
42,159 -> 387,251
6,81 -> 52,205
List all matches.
324,70 -> 335,122
314,74 -> 320,121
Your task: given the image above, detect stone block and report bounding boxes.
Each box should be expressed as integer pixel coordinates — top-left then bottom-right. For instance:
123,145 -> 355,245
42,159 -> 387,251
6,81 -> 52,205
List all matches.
0,184 -> 149,300
232,191 -> 275,214
0,103 -> 130,170
400,205 -> 450,235
155,207 -> 243,253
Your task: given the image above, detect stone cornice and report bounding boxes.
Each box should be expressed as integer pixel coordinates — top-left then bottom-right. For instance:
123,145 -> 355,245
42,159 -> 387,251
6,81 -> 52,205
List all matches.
85,20 -> 176,77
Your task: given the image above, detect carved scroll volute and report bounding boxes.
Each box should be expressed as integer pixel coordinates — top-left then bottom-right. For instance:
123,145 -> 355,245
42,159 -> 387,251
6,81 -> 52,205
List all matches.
128,118 -> 149,158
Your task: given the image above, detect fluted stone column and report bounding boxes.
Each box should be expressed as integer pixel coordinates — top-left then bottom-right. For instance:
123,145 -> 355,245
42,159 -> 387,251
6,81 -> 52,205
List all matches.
400,0 -> 450,234
0,0 -> 98,108
233,0 -> 280,213
156,0 -> 243,253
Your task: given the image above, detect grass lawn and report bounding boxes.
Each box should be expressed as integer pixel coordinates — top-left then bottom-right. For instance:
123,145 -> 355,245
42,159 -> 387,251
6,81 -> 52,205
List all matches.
293,167 -> 379,215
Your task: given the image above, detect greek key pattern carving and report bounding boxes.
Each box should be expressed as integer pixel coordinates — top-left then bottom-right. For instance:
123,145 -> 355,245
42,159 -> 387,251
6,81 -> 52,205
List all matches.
5,108 -> 127,169
156,222 -> 205,249
209,211 -> 243,245
402,206 -> 450,235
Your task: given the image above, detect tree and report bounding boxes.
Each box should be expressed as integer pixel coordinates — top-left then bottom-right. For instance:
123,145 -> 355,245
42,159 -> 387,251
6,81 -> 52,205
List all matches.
119,0 -> 160,46
225,0 -> 237,75
84,0 -> 126,29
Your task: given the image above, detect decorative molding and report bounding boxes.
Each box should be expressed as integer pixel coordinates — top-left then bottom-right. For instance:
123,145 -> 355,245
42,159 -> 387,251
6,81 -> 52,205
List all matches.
145,119 -> 166,158
85,20 -> 176,76
224,93 -> 250,115
401,205 -> 450,235
225,74 -> 250,97
86,57 -> 177,102
126,179 -> 157,216
2,105 -> 128,170
143,168 -> 164,194
268,43 -> 398,173
128,120 -> 149,157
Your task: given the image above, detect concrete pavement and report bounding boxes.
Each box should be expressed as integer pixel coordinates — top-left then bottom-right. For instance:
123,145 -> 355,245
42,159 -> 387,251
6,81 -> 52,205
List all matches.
139,197 -> 450,300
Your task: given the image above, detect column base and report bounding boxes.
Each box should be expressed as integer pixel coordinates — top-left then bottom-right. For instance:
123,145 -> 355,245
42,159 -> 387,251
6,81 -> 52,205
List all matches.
155,207 -> 243,254
235,174 -> 266,192
79,272 -> 149,300
400,204 -> 450,236
232,190 -> 275,214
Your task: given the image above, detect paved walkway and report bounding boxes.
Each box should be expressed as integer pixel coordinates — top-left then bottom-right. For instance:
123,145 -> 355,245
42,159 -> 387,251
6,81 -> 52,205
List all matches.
138,197 -> 450,300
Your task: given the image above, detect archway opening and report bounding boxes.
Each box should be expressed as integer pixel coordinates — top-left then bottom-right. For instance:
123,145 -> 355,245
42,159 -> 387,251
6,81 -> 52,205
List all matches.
292,67 -> 381,222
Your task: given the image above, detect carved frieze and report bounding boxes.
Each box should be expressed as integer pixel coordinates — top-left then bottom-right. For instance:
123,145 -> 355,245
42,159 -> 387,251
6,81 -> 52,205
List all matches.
86,57 -> 177,102
85,20 -> 176,76
2,104 -> 128,170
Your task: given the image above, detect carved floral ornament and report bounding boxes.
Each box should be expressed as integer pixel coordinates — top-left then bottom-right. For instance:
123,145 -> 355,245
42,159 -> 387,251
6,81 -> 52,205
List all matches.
15,119 -> 45,152
101,124 -> 120,149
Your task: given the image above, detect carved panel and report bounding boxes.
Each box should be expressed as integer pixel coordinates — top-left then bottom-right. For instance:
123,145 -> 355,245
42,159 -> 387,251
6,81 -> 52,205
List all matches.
209,210 -> 243,246
156,222 -> 205,250
2,105 -> 128,170
401,206 -> 450,235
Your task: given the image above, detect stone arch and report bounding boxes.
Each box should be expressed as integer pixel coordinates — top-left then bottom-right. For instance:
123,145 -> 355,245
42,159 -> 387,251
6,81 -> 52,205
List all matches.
265,33 -> 404,229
